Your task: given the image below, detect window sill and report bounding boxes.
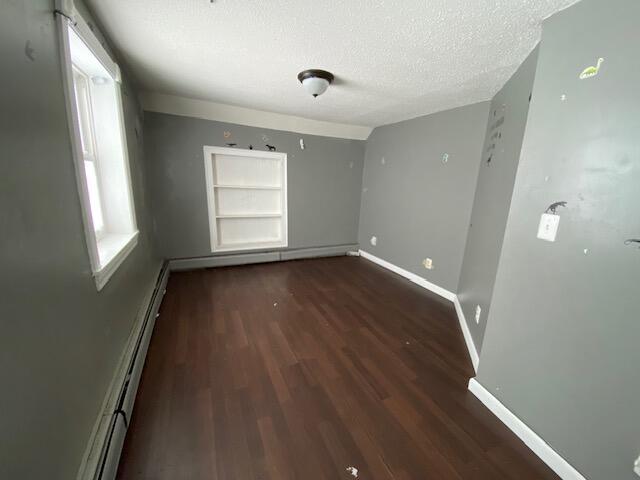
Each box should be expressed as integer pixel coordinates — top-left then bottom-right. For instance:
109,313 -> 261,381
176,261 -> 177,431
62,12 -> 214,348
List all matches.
94,231 -> 139,291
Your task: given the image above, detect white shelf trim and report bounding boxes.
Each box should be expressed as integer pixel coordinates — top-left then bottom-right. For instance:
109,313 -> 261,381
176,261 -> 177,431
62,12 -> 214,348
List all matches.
214,184 -> 281,190
216,214 -> 282,219
204,145 -> 288,253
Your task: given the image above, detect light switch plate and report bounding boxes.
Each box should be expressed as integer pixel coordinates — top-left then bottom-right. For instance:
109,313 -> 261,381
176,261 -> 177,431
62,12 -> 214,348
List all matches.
537,213 -> 560,242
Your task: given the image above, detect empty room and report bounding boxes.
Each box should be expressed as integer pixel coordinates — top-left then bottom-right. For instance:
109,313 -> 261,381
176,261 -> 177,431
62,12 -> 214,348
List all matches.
3,0 -> 639,479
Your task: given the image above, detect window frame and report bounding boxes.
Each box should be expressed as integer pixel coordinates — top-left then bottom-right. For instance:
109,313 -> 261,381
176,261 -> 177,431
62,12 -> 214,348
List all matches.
72,65 -> 107,239
57,8 -> 138,290
203,145 -> 288,253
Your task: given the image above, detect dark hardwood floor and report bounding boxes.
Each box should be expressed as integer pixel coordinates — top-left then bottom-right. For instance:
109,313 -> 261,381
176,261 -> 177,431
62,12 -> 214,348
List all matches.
117,256 -> 558,480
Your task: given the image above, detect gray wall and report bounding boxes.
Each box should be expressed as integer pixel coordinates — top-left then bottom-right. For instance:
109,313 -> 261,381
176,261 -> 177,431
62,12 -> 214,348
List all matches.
457,47 -> 539,352
0,2 -> 161,479
476,0 -> 640,478
143,112 -> 365,259
358,102 -> 490,292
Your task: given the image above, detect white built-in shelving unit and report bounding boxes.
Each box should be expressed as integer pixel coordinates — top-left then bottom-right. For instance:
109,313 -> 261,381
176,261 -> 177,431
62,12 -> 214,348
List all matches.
203,146 -> 288,252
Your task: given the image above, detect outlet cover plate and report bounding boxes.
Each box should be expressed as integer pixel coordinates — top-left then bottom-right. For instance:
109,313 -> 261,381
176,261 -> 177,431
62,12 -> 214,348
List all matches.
537,213 -> 560,242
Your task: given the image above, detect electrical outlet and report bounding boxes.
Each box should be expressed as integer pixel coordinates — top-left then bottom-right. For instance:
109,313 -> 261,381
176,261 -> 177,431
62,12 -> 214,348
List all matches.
370,236 -> 377,246
537,213 -> 560,242
475,305 -> 482,324
422,258 -> 433,270
634,454 -> 640,477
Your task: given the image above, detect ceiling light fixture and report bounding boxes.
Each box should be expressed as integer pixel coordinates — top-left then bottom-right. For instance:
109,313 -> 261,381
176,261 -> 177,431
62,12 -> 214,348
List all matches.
297,69 -> 334,98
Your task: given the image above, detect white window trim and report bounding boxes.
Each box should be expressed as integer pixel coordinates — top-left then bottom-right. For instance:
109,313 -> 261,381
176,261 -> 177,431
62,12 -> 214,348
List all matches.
56,7 -> 138,291
94,231 -> 139,290
203,146 -> 288,253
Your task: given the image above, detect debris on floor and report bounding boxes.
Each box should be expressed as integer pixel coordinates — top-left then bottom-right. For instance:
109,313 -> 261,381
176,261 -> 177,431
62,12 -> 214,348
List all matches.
346,466 -> 359,477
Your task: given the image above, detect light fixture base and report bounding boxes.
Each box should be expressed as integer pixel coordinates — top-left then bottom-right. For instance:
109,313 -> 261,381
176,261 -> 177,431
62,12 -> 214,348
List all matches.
297,69 -> 334,97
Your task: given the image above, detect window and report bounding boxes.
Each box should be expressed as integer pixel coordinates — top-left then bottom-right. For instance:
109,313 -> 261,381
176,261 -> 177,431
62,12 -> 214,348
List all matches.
58,11 -> 138,290
203,146 -> 288,252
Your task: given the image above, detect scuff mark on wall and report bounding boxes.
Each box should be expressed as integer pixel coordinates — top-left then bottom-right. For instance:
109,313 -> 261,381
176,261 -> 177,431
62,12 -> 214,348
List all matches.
24,40 -> 35,61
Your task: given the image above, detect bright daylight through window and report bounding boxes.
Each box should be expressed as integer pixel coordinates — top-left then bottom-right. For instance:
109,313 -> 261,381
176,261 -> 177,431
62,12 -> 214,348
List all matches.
60,12 -> 138,290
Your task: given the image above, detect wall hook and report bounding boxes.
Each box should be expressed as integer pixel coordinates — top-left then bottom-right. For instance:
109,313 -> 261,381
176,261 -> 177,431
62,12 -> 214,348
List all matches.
624,239 -> 640,248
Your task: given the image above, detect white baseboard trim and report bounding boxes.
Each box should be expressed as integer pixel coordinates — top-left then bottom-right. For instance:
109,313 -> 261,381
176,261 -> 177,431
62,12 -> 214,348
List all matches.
453,297 -> 479,372
358,250 -> 480,372
468,379 -> 587,480
76,263 -> 170,480
358,250 -> 456,301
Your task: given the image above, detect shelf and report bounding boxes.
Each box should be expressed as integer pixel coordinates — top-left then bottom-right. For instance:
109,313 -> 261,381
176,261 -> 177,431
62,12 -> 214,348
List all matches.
216,214 -> 282,219
213,184 -> 281,190
214,240 -> 286,252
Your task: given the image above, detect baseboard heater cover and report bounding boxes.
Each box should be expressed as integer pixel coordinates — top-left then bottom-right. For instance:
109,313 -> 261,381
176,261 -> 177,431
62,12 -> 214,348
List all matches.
168,244 -> 359,271
77,262 -> 170,480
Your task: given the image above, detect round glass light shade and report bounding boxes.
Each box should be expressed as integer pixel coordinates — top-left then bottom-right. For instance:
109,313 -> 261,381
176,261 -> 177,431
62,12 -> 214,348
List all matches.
302,76 -> 330,97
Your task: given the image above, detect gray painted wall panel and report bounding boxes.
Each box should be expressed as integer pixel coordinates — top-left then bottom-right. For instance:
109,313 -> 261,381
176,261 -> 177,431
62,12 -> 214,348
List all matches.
0,2 -> 160,478
143,112 -> 365,259
358,102 -> 490,292
477,1 -> 640,478
457,47 -> 539,352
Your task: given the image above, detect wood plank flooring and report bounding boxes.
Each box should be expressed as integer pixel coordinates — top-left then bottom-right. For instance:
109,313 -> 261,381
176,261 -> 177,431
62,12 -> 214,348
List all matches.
117,256 -> 558,480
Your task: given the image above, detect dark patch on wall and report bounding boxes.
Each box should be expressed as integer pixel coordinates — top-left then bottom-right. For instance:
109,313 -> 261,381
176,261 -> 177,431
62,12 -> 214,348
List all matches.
485,114 -> 505,165
624,238 -> 640,248
24,40 -> 35,61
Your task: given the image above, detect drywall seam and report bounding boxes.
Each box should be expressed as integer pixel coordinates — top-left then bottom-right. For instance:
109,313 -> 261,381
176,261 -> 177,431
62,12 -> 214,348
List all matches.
140,92 -> 373,140
453,297 -> 479,372
358,250 -> 456,301
468,379 -> 587,480
75,264 -> 167,480
169,244 -> 359,271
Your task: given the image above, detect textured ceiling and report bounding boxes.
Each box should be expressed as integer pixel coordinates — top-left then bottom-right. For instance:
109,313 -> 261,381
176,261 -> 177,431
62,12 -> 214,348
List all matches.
86,0 -> 578,127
